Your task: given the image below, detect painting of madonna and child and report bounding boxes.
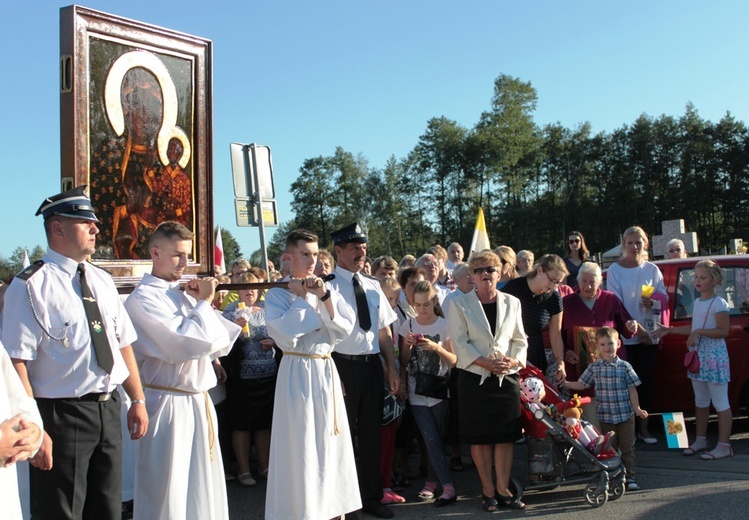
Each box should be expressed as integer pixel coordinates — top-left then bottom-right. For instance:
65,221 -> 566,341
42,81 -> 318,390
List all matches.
88,41 -> 195,260
60,6 -> 214,268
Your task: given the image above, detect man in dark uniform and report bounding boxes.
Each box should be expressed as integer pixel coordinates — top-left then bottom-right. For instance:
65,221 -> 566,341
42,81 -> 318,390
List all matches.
2,186 -> 149,520
328,223 -> 399,518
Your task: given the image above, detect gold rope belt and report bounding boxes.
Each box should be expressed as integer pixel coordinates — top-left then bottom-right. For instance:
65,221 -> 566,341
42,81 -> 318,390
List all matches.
143,383 -> 216,461
283,351 -> 340,435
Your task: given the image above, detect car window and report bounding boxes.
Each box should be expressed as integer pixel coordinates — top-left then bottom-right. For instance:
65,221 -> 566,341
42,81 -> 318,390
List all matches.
675,265 -> 749,319
725,265 -> 749,315
674,268 -> 696,319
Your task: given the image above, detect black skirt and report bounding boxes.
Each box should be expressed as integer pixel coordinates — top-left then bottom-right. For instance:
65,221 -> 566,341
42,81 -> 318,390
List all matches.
457,369 -> 521,444
227,375 -> 277,431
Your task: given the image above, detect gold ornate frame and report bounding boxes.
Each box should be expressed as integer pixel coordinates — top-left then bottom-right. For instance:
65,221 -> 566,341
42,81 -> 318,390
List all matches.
60,5 -> 213,279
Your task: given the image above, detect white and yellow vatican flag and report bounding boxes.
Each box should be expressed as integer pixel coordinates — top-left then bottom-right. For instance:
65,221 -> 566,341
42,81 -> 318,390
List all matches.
469,207 -> 491,254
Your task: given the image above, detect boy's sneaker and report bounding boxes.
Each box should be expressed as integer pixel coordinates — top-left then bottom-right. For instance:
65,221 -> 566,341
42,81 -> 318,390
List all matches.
381,490 -> 406,504
626,477 -> 640,491
637,434 -> 657,445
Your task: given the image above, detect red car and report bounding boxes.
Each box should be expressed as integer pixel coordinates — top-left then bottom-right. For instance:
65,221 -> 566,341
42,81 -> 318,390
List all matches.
605,255 -> 749,413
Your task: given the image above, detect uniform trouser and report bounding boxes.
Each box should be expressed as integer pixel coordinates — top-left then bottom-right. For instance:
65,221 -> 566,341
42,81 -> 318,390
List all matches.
333,354 -> 384,507
33,390 -> 122,520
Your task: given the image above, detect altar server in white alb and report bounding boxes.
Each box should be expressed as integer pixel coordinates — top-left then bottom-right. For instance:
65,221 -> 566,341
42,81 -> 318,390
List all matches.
264,229 -> 361,520
0,346 -> 43,520
125,221 -> 241,520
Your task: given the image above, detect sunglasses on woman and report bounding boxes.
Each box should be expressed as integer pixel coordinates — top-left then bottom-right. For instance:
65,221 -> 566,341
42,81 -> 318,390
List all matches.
473,266 -> 498,274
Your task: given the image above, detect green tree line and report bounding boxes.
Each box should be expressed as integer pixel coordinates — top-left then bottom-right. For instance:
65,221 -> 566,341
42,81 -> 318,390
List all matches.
268,73 -> 749,263
0,246 -> 45,281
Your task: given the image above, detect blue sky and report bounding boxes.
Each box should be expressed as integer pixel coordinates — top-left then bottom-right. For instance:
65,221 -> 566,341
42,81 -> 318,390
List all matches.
1,1 -> 748,259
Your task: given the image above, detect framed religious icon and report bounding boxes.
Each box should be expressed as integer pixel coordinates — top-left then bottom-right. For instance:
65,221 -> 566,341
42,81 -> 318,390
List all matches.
60,5 -> 213,279
572,326 -> 598,377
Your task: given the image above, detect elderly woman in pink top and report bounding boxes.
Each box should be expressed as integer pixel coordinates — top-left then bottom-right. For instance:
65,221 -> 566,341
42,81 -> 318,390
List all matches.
562,263 -> 636,376
561,262 -> 637,424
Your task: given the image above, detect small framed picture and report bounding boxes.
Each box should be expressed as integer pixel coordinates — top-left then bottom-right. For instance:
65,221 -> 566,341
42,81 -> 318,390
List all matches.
572,326 -> 598,376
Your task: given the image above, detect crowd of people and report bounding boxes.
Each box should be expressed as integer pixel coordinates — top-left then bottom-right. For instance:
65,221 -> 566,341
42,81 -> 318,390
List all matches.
0,186 -> 736,519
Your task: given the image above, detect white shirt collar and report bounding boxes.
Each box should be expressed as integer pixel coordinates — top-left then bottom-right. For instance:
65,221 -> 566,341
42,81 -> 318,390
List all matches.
45,248 -> 82,279
334,266 -> 357,283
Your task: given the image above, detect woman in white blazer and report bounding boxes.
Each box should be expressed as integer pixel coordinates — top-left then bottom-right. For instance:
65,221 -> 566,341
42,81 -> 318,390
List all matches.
447,249 -> 528,512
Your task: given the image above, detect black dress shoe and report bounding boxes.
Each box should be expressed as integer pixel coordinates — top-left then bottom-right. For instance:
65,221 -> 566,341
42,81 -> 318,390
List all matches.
362,503 -> 395,518
434,495 -> 457,507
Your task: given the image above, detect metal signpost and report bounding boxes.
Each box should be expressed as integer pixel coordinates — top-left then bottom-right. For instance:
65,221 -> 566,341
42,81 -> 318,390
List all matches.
230,143 -> 279,273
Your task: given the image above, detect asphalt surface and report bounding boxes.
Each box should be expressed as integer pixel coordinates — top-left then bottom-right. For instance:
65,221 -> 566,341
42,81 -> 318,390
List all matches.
227,414 -> 749,519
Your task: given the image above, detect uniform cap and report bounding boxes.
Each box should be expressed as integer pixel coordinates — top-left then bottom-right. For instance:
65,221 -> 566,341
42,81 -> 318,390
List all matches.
35,185 -> 99,222
331,222 -> 367,246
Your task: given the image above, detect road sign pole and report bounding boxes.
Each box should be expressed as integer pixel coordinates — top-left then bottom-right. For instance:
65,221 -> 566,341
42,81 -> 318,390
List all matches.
251,145 -> 271,273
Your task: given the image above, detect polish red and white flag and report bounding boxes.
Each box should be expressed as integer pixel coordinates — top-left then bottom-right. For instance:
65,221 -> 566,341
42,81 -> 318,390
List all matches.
214,225 -> 226,275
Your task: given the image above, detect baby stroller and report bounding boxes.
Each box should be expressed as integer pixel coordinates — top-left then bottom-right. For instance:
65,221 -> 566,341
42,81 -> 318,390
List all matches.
515,365 -> 626,508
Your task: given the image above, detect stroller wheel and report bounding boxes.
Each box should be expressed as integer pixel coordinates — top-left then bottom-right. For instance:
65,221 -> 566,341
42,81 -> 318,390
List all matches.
584,483 -> 608,508
609,475 -> 626,501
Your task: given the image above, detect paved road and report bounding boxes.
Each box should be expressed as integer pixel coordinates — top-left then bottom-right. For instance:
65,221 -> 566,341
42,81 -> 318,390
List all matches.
227,415 -> 749,519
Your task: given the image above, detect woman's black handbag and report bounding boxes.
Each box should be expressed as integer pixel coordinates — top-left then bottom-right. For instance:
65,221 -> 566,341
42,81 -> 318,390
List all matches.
415,371 -> 449,399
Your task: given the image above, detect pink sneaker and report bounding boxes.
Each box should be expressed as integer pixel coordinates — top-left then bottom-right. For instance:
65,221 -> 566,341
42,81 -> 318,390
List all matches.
381,490 -> 406,504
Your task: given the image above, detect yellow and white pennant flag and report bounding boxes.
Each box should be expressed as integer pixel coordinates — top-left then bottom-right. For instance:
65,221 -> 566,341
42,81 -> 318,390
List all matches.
469,207 -> 491,254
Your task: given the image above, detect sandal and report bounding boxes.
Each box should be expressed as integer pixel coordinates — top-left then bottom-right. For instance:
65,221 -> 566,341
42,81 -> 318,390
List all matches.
481,494 -> 499,512
683,438 -> 708,456
496,493 -> 526,510
418,482 -> 437,500
701,446 -> 734,460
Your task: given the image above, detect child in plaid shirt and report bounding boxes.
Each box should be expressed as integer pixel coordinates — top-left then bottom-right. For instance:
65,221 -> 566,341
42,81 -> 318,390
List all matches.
565,326 -> 648,490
